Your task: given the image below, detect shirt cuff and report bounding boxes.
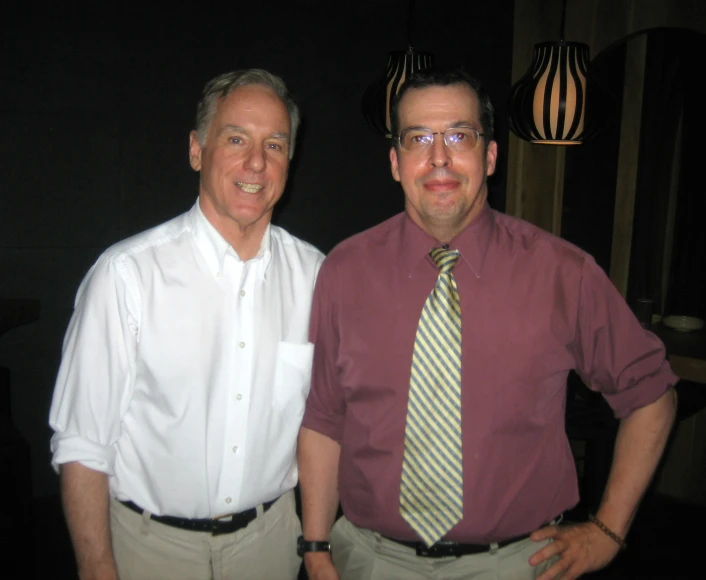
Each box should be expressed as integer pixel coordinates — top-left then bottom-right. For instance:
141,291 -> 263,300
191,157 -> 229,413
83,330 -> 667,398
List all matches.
301,407 -> 344,444
604,360 -> 679,418
50,431 -> 116,475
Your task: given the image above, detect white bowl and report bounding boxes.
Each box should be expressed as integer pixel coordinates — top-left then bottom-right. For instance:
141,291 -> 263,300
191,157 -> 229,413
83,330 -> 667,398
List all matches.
663,315 -> 705,332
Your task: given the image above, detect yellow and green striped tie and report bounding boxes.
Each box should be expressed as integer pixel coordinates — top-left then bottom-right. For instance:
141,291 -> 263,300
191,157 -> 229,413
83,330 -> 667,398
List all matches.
400,247 -> 463,547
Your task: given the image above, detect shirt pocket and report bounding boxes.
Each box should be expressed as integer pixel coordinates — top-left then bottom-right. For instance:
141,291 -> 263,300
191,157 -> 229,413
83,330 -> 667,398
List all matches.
272,341 -> 315,414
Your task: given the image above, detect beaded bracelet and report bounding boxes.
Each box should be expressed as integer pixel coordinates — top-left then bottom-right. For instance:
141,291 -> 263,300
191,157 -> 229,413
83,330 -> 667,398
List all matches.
588,514 -> 627,551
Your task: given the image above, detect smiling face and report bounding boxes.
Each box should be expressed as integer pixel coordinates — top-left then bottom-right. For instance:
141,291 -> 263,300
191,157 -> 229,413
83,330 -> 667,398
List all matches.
390,84 -> 497,242
189,84 -> 291,247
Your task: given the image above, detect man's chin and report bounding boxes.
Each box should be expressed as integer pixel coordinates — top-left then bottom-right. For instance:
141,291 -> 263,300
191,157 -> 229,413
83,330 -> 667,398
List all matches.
424,201 -> 463,221
229,207 -> 275,227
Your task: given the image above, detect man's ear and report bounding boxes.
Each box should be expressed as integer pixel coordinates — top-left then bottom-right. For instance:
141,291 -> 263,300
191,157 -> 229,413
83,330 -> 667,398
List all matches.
390,146 -> 401,183
189,130 -> 202,171
486,140 -> 498,177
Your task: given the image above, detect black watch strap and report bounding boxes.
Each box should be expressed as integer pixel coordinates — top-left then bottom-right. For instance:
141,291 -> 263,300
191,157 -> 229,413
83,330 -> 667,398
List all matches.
297,535 -> 331,556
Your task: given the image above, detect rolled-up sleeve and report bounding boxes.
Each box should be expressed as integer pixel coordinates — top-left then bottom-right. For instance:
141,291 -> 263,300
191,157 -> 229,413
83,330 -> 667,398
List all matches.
573,255 -> 679,418
49,254 -> 139,473
301,257 -> 347,443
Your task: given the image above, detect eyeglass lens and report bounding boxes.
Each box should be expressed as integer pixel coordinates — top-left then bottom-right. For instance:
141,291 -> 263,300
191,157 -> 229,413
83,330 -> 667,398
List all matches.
399,128 -> 482,152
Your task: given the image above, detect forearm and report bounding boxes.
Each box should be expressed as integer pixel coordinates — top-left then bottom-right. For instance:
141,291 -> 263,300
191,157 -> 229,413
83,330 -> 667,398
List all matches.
297,427 -> 342,574
596,387 -> 677,537
60,461 -> 118,580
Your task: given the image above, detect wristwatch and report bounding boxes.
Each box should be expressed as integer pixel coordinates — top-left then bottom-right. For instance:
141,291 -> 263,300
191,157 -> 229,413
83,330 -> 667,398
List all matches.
297,535 -> 331,557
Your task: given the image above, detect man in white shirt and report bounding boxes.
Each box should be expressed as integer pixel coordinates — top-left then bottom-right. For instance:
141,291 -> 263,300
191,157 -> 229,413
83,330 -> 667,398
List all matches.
48,69 -> 324,580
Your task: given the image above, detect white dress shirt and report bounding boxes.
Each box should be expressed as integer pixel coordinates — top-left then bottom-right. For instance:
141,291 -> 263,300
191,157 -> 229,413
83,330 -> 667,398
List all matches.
49,199 -> 324,518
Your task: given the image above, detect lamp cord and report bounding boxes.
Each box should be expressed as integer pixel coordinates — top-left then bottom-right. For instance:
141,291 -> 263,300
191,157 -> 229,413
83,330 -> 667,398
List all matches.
559,0 -> 567,41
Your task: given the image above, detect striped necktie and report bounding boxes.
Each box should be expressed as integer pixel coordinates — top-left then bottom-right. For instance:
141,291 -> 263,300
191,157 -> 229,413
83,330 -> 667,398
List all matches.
400,247 -> 463,547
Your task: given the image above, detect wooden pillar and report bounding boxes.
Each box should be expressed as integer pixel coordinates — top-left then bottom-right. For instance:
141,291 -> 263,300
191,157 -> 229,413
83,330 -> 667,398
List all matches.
609,34 -> 646,297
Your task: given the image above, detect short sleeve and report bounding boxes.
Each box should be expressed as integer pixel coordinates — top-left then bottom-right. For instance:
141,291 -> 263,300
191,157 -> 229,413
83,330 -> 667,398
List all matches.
572,255 -> 678,418
301,257 -> 347,442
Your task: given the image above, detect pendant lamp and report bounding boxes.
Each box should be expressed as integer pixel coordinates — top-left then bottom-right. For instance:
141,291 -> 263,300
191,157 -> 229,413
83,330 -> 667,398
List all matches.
508,0 -> 589,145
361,0 -> 434,138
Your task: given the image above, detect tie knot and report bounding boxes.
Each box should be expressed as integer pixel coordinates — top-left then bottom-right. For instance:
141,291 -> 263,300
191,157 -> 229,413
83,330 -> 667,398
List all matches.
429,247 -> 460,273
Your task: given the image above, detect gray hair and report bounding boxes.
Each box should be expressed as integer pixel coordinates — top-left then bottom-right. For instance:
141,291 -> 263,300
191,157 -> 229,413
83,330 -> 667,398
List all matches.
194,69 -> 301,158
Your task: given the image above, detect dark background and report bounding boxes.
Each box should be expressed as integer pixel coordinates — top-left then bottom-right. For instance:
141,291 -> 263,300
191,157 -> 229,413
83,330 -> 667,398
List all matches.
0,1 -> 514,500
4,3 -> 706,579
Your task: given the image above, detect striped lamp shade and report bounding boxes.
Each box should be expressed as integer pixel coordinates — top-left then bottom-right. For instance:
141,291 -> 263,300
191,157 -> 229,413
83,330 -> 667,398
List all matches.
508,41 -> 589,145
361,47 -> 434,138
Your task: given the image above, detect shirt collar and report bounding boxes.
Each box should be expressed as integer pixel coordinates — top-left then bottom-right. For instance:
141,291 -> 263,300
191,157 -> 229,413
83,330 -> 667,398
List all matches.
401,203 -> 495,278
190,199 -> 273,278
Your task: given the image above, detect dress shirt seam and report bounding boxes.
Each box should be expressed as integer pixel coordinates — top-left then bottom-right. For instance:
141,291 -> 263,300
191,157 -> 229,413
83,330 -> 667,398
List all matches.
570,253 -> 590,375
112,254 -> 142,345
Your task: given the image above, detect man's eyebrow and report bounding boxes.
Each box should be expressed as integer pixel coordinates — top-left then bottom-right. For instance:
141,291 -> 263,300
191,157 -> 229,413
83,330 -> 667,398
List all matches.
218,124 -> 246,135
218,125 -> 289,140
401,122 -> 476,131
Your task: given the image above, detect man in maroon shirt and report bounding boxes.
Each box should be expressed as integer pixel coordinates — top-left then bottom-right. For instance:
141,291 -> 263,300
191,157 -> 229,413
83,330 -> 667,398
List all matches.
297,67 -> 678,580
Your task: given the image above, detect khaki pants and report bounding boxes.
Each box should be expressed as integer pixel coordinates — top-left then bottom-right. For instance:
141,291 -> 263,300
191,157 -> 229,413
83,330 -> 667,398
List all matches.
331,516 -> 558,580
110,491 -> 301,580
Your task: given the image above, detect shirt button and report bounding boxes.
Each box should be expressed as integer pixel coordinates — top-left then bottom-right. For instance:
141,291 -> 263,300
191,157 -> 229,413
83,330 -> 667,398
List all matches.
225,497 -> 232,504
216,272 -> 221,278
239,341 -> 246,348
236,394 -> 242,401
232,446 -> 238,453
239,290 -> 246,297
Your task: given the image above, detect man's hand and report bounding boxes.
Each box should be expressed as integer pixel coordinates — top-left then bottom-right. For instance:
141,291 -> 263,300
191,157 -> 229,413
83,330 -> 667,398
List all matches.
304,552 -> 340,580
529,388 -> 676,579
528,521 -> 621,579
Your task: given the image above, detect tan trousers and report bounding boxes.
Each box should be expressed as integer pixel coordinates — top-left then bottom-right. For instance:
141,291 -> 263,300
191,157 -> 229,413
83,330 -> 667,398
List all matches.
110,491 -> 301,580
331,516 -> 558,580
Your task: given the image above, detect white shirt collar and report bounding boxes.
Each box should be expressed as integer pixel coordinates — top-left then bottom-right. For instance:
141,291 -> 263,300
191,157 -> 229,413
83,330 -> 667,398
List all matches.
192,198 -> 273,278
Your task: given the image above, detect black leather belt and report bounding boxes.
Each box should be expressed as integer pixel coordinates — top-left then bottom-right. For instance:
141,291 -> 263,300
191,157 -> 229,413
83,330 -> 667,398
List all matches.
119,498 -> 278,536
383,523 -> 554,558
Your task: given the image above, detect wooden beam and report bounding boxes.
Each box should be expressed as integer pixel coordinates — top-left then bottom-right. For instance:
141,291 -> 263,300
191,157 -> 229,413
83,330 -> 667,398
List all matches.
669,355 -> 706,385
609,34 -> 646,297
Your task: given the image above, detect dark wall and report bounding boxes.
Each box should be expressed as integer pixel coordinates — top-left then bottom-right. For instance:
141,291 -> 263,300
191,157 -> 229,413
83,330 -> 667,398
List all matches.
0,1 -> 515,496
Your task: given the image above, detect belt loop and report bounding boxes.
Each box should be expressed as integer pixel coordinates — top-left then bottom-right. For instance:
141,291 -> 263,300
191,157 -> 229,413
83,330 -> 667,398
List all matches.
140,508 -> 152,535
255,503 -> 264,517
489,542 -> 499,555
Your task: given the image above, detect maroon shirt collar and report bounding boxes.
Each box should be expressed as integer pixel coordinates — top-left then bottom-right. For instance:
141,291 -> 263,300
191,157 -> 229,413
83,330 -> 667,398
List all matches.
400,203 -> 495,278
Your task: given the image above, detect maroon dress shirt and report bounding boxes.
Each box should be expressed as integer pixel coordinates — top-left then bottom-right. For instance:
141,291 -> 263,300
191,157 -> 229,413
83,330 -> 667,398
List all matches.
302,205 -> 677,543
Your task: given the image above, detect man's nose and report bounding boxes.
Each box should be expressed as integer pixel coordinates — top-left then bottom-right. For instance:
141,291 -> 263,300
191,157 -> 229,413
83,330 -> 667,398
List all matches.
429,134 -> 451,167
244,145 -> 266,172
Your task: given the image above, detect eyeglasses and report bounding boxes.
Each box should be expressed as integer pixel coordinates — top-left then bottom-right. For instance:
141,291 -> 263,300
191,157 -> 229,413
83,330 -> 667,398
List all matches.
396,126 -> 485,153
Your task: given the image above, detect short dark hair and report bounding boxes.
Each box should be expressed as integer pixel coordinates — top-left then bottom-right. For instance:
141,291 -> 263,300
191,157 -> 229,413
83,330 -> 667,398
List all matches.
390,67 -> 495,145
